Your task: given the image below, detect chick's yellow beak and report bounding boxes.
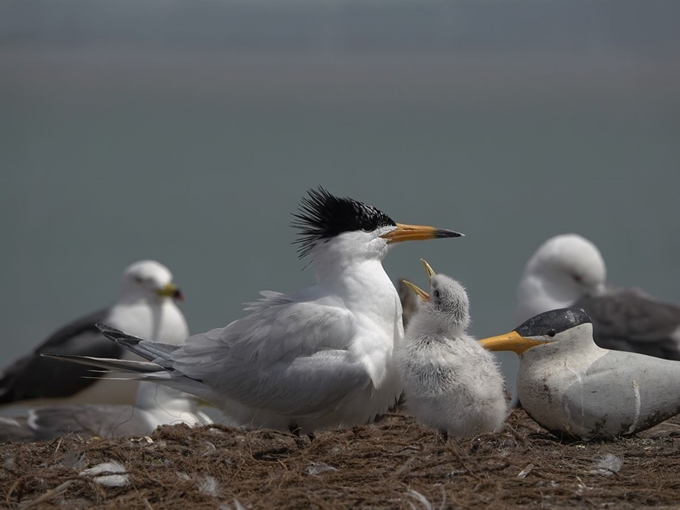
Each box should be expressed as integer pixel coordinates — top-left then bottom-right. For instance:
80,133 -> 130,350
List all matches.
155,283 -> 184,301
402,280 -> 430,301
420,258 -> 435,283
478,331 -> 547,354
381,223 -> 463,244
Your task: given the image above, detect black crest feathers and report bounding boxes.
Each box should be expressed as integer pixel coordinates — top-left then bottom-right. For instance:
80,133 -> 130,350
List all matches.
292,187 -> 396,258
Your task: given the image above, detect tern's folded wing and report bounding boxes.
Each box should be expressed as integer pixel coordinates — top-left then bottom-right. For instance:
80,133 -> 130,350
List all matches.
206,350 -> 371,417
171,295 -> 368,416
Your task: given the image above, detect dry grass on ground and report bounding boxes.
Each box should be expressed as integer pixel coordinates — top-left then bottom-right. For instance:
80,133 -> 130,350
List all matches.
2,409 -> 680,509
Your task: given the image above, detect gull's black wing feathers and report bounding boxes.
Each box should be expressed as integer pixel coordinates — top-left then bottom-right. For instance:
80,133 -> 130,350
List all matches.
0,308 -> 124,404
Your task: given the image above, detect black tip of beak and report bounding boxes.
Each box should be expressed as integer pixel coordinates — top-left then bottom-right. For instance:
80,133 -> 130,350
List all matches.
436,229 -> 464,238
173,289 -> 185,301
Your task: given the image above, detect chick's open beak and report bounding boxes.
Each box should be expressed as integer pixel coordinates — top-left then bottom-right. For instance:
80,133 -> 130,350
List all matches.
381,223 -> 463,244
156,283 -> 184,301
402,280 -> 430,302
420,258 -> 435,283
478,331 -> 549,354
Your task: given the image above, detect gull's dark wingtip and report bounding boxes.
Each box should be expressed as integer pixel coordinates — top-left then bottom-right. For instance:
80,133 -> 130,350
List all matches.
96,323 -> 142,345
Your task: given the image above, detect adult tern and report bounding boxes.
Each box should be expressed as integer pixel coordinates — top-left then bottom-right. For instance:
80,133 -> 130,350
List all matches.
398,260 -> 507,438
480,308 -> 680,439
0,260 -> 187,407
48,187 -> 463,433
516,234 -> 680,360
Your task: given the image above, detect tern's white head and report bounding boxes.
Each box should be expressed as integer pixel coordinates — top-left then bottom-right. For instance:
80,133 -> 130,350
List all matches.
292,187 -> 462,280
480,308 -> 594,356
516,234 -> 606,322
402,259 -> 471,337
119,260 -> 184,304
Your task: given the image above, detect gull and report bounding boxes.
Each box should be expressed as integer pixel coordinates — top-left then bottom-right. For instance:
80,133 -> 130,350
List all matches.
397,260 -> 507,438
0,382 -> 212,442
48,187 -> 462,434
480,307 -> 680,439
515,234 -> 680,360
0,260 -> 188,407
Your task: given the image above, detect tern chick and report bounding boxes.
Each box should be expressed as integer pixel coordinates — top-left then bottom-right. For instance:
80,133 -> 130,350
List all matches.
397,260 -> 507,438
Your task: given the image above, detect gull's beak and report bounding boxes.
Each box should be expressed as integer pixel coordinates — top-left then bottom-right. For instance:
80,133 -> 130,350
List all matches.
420,258 -> 435,283
402,280 -> 430,302
156,283 -> 184,301
478,331 -> 549,355
381,223 -> 463,244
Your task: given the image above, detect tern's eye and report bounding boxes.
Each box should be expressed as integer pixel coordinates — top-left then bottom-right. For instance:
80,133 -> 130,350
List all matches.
571,274 -> 582,283
547,329 -> 556,338
134,276 -> 144,284
433,289 -> 440,299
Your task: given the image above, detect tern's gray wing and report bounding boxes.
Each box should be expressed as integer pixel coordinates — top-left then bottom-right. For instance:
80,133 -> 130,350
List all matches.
0,308 -> 124,404
575,289 -> 680,360
171,294 -> 371,418
28,404 -> 153,439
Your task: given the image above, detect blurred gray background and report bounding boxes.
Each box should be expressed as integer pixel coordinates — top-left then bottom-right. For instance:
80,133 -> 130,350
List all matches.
1,1 -> 679,394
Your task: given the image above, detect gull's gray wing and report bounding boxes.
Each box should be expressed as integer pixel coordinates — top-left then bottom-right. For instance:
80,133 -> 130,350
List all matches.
0,308 -> 124,404
575,289 -> 680,360
0,416 -> 38,442
28,404 -> 153,439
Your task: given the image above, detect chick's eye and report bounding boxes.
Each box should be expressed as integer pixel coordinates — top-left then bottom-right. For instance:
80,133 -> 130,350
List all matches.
433,290 -> 440,299
547,329 -> 556,338
571,274 -> 582,283
134,276 -> 144,284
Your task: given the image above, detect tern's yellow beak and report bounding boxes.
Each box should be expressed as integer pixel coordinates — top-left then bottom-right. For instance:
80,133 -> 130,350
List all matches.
155,283 -> 184,301
381,223 -> 463,244
402,280 -> 430,301
478,331 -> 549,354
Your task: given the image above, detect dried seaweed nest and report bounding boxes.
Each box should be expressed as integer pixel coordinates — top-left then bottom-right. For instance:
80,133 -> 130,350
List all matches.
2,408 -> 680,509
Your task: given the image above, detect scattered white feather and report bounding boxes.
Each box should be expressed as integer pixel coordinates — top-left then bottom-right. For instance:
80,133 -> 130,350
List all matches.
62,451 -> 86,470
305,462 -> 337,475
406,489 -> 446,510
80,461 -> 130,487
197,475 -> 221,497
219,499 -> 248,510
588,454 -> 623,476
517,463 -> 534,479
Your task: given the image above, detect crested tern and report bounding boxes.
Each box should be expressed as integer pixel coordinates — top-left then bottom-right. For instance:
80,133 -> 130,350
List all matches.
481,308 -> 680,439
398,260 -> 507,437
0,260 -> 188,407
48,187 -> 463,433
516,234 -> 680,360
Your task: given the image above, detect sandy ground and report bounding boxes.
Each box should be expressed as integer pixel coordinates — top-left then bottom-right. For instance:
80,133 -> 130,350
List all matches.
2,408 -> 680,509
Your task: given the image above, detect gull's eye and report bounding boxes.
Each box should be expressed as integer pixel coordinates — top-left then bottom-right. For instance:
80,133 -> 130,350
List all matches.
571,274 -> 583,283
134,276 -> 144,284
547,329 -> 556,338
